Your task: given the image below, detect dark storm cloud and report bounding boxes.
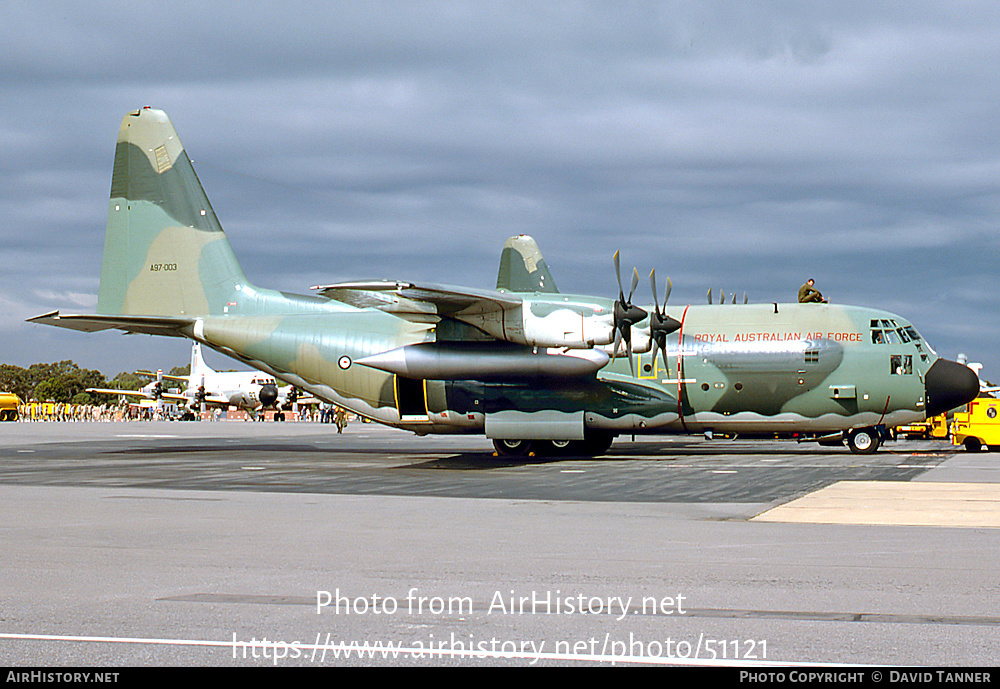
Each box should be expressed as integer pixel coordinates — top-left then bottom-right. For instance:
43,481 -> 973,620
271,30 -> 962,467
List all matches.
2,1 -> 998,378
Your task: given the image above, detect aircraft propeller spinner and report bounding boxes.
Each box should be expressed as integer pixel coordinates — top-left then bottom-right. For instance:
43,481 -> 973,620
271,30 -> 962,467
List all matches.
612,251 -> 647,376
648,269 -> 681,375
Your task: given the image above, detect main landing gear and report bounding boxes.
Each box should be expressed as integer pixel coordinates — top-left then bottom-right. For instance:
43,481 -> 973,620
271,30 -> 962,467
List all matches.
492,431 -> 616,458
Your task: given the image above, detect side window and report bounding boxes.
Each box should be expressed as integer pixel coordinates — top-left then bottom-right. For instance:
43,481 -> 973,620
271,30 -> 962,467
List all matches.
890,354 -> 913,375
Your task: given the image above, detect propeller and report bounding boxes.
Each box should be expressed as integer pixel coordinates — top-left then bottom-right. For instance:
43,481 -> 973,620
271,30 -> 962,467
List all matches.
612,251 -> 647,376
259,383 -> 279,409
152,369 -> 164,400
648,269 -> 681,375
194,374 -> 207,411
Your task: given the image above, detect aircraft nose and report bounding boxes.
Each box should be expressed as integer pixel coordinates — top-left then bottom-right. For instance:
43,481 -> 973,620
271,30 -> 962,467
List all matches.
924,358 -> 980,417
259,384 -> 279,408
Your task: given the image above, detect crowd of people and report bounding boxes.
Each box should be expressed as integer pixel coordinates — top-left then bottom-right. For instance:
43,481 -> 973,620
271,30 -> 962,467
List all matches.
11,400 -> 354,427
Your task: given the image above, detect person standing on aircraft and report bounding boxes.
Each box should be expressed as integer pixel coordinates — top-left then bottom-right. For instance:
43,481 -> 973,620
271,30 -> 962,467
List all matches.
798,278 -> 827,303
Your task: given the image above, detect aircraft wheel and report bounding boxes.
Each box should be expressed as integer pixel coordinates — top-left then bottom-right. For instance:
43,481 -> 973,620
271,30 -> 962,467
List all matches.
846,428 -> 881,454
964,437 -> 983,453
579,430 -> 615,457
493,439 -> 534,457
534,439 -> 574,456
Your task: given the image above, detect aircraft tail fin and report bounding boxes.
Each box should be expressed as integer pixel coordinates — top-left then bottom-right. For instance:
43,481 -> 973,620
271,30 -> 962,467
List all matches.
96,107 -> 248,318
495,235 -> 559,293
190,342 -> 216,378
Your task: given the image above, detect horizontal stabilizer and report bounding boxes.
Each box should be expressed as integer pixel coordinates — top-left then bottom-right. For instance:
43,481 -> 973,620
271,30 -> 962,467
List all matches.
27,311 -> 192,336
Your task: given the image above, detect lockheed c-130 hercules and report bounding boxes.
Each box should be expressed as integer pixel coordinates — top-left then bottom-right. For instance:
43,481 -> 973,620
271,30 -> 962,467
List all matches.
29,107 -> 979,456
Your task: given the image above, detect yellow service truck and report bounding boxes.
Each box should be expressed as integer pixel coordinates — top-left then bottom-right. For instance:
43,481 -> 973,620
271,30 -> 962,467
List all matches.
951,397 -> 1000,452
0,392 -> 21,421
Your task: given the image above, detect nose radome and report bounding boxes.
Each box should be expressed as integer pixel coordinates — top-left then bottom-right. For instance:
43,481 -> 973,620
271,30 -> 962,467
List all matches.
925,358 -> 980,417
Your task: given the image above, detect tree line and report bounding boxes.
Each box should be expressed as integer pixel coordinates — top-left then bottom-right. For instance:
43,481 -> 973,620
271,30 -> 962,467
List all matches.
0,360 -> 188,406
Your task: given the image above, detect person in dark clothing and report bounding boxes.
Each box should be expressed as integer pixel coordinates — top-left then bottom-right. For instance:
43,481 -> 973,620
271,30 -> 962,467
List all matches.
798,278 -> 827,303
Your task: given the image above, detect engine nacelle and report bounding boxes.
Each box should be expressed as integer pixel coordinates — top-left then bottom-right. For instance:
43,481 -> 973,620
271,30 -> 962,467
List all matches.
459,301 -> 616,349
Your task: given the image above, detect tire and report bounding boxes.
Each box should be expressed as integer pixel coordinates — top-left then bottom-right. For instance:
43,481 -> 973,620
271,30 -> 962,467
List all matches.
847,427 -> 881,455
578,430 -> 615,457
963,437 -> 983,453
535,439 -> 574,456
493,439 -> 534,457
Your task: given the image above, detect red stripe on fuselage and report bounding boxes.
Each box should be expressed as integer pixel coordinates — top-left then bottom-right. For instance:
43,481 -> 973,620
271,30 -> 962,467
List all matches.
677,305 -> 690,433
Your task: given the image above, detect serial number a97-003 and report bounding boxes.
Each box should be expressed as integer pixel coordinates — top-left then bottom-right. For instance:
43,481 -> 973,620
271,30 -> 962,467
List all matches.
149,263 -> 178,272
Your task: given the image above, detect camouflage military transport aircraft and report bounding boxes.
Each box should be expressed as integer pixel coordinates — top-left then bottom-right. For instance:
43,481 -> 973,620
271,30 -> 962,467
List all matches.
29,107 -> 979,455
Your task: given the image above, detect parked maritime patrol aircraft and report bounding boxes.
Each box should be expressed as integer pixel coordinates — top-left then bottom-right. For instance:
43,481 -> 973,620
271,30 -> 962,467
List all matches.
31,107 -> 979,455
87,342 -> 284,414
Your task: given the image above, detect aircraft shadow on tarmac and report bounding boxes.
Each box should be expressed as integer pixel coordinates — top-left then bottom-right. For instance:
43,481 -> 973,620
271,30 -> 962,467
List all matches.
97,439 -> 956,473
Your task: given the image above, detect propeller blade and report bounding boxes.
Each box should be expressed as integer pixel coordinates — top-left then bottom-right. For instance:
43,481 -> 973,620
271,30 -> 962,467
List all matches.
629,268 -> 639,303
613,250 -> 624,301
649,269 -> 660,313
707,288 -> 713,305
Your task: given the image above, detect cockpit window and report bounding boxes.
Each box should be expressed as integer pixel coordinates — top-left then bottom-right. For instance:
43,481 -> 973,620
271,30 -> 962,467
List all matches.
871,321 -> 925,347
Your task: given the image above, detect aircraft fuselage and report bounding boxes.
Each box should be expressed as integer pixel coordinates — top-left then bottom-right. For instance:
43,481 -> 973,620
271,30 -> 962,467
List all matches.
183,291 -> 936,441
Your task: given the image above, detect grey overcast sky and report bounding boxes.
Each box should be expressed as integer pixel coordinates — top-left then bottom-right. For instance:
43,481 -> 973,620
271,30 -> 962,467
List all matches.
2,1 -> 998,379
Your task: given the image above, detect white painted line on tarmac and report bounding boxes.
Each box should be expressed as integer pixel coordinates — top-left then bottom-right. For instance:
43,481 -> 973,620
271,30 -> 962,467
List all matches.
0,631 -> 840,667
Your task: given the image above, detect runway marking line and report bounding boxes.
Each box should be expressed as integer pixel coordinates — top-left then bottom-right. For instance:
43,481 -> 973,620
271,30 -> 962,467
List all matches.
753,481 -> 1000,528
0,631 -> 840,667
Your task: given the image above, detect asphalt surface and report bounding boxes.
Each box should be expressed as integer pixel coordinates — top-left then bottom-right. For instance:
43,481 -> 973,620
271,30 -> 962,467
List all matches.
1,420 -> 998,667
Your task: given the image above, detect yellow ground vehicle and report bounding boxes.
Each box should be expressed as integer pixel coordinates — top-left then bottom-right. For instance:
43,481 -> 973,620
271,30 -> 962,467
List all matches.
0,392 -> 21,421
951,397 -> 1000,452
895,413 -> 949,440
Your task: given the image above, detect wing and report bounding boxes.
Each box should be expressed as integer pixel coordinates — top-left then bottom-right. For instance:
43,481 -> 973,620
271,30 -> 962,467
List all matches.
311,281 -> 521,318
86,388 -> 153,399
135,370 -> 189,382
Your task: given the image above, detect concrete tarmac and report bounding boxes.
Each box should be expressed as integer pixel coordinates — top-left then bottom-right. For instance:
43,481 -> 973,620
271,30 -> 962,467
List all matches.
1,420 -> 998,667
